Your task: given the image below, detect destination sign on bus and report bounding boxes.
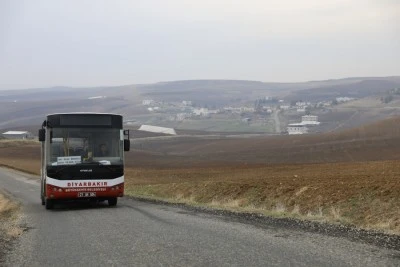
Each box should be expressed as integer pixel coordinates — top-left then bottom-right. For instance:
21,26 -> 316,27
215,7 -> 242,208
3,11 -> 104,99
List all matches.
57,156 -> 81,165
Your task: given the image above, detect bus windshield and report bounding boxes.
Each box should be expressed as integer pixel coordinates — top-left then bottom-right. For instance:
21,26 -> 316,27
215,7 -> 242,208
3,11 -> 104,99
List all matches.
47,128 -> 124,166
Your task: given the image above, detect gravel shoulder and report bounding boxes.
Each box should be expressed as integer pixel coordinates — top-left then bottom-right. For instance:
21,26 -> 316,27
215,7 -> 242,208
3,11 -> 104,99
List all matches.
0,190 -> 23,265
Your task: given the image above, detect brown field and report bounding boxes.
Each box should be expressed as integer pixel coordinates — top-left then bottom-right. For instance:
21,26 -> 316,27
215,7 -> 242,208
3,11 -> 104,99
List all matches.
1,117 -> 400,234
128,116 -> 400,167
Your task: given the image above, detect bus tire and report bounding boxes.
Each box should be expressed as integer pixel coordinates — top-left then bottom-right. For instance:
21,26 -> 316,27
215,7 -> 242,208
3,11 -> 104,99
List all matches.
108,197 -> 117,206
45,199 -> 54,210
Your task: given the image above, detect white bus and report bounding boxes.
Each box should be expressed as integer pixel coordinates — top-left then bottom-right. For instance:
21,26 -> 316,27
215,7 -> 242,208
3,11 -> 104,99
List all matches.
38,113 -> 130,209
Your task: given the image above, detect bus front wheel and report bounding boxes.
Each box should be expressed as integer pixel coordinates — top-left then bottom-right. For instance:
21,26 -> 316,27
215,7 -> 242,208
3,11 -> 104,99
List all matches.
45,199 -> 54,210
108,197 -> 117,206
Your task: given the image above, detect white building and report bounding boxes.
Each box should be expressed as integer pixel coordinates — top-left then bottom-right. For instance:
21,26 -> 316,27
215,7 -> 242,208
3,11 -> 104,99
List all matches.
301,115 -> 320,125
193,108 -> 209,116
182,101 -> 192,106
296,101 -> 311,107
317,101 -> 331,107
142,99 -> 154,106
336,97 -> 355,103
2,131 -> 33,139
240,107 -> 255,113
261,106 -> 273,113
138,125 -> 177,135
287,124 -> 308,135
88,96 -> 106,100
147,107 -> 160,112
279,105 -> 290,110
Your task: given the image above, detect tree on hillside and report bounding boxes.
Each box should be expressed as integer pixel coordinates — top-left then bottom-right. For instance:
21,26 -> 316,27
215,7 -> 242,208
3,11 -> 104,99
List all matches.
381,95 -> 393,104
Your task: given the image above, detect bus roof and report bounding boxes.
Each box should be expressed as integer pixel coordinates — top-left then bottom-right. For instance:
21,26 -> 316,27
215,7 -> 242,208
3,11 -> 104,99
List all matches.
45,113 -> 123,128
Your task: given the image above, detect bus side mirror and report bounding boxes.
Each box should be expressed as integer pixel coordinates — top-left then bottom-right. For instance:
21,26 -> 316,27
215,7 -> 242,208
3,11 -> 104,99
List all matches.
124,139 -> 130,152
38,129 -> 45,142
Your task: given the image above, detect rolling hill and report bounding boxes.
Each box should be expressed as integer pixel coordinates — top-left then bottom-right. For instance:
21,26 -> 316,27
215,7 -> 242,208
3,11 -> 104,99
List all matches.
284,78 -> 400,102
0,76 -> 399,132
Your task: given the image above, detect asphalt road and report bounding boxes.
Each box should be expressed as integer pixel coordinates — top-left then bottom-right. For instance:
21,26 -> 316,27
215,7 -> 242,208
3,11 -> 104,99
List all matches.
1,167 -> 399,267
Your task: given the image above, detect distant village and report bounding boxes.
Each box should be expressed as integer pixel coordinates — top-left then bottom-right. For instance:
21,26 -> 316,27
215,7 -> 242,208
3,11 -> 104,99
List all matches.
1,95 -> 356,140
135,96 -> 356,135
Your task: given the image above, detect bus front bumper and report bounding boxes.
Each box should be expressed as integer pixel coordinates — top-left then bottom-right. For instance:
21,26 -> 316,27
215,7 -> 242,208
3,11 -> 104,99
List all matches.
46,183 -> 124,199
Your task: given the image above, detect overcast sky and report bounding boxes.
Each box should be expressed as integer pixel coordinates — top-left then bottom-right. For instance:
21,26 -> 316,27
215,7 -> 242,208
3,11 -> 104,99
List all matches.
0,0 -> 399,90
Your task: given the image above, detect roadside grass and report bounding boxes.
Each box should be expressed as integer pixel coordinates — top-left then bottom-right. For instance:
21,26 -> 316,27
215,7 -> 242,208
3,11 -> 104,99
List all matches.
0,192 -> 22,239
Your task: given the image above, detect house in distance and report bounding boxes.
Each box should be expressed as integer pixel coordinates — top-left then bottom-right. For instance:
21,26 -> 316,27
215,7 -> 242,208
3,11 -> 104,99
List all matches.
286,115 -> 320,135
2,131 -> 33,140
301,115 -> 320,125
287,124 -> 309,135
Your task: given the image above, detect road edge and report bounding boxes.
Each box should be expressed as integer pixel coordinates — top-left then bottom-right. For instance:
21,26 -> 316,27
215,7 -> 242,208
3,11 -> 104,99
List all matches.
126,195 -> 400,251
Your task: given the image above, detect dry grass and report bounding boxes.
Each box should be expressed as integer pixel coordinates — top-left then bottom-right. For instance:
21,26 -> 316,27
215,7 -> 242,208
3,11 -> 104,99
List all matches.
0,193 -> 18,215
0,192 -> 22,239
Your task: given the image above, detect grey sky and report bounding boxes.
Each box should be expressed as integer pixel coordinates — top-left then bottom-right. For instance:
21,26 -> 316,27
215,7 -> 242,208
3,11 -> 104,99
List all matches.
0,0 -> 399,90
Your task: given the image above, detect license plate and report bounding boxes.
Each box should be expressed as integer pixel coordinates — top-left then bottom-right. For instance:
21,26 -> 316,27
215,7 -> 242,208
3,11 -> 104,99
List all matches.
78,192 -> 96,197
